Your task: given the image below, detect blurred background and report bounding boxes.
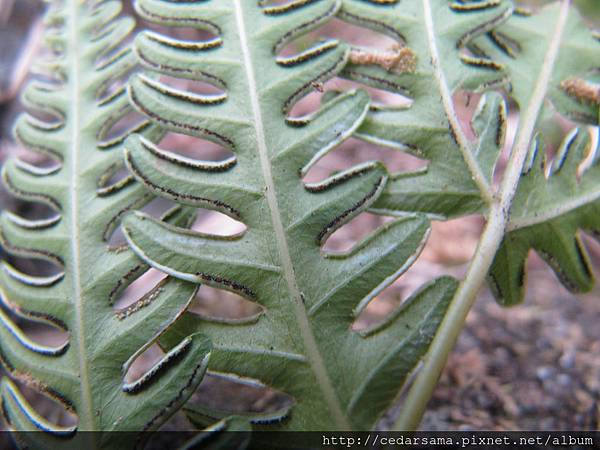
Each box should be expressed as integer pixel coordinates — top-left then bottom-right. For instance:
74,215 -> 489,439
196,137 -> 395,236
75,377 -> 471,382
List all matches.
0,0 -> 600,440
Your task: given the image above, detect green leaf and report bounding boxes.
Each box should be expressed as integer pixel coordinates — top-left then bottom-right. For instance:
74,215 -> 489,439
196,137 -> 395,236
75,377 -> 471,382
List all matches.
0,1 -> 210,447
473,3 -> 600,305
123,0 -> 457,431
336,0 -> 513,218
489,128 -> 600,305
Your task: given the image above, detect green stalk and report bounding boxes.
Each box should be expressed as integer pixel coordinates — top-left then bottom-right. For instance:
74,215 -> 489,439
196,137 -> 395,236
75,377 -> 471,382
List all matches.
394,0 -> 572,431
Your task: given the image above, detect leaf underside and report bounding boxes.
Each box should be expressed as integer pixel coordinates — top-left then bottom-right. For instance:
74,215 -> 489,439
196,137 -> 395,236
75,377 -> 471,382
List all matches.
2,0 -> 600,443
355,1 -> 600,307
473,4 -> 600,305
123,0 -> 457,431
490,128 -> 600,306
0,1 -> 210,448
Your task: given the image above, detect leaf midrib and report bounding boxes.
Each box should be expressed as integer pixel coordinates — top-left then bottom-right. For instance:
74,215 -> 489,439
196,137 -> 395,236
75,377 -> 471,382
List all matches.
67,0 -> 95,433
421,0 -> 495,206
231,0 -> 350,430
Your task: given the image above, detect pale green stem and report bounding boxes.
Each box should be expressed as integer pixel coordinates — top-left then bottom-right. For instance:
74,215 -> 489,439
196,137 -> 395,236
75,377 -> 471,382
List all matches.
394,0 -> 572,431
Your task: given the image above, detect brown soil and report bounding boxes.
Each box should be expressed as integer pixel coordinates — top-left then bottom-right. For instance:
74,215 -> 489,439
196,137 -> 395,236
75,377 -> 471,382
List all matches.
422,269 -> 600,431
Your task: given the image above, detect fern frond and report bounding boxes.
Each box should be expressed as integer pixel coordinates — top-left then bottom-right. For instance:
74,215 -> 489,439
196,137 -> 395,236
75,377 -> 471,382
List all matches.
122,0 -> 456,430
464,3 -> 600,305
489,127 -> 600,305
0,1 -> 210,446
335,0 -> 513,218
